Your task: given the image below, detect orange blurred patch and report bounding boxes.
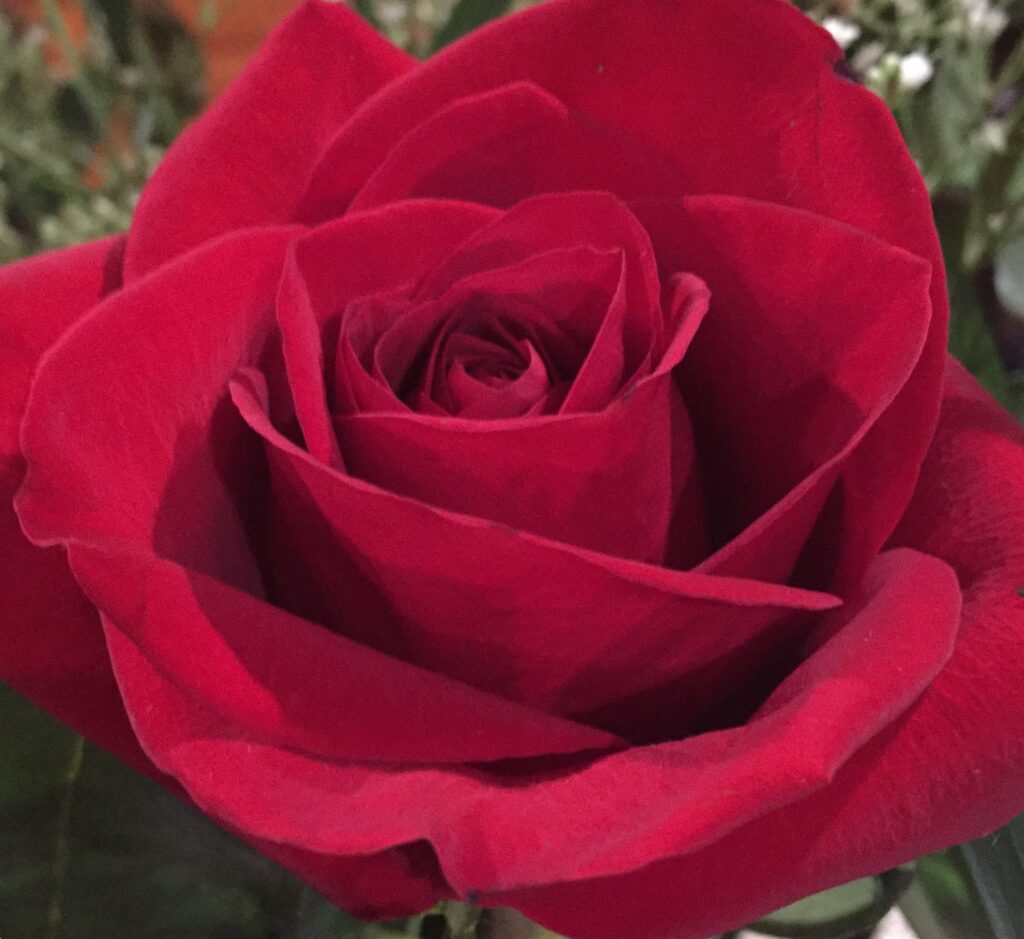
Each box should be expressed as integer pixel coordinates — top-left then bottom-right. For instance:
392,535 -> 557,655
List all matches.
2,0 -> 300,97
2,0 -> 89,77
168,0 -> 300,97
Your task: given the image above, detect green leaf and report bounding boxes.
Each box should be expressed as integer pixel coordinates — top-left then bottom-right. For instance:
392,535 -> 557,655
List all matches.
958,815 -> 1024,939
749,869 -> 913,939
430,0 -> 515,53
0,682 -> 371,937
900,851 -> 996,939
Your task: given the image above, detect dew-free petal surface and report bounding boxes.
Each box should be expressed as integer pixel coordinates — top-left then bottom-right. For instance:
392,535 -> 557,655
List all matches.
278,200 -> 501,464
83,547 -> 957,901
0,237 -> 152,766
630,196 -> 932,586
234,368 -> 837,718
490,363 -> 1024,939
69,547 -> 622,765
17,227 -> 299,597
300,0 -> 948,580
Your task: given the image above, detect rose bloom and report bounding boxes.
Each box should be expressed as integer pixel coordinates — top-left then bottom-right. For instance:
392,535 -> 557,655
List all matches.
2,1 -> 1023,937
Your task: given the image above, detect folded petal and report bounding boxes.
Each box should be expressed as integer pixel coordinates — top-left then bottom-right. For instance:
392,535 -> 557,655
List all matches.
336,246 -> 626,416
68,547 -> 621,764
302,80 -> 685,220
84,546 -> 956,903
125,0 -> 412,280
333,373 -> 696,563
492,364 -> 1024,939
278,200 -> 501,465
17,227 -> 299,598
419,192 -> 660,316
0,237 -> 156,768
232,369 -> 836,721
630,196 -> 932,588
246,839 -> 449,920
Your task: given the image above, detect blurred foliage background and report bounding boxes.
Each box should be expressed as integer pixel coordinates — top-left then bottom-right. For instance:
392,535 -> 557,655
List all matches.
0,1 -> 1023,937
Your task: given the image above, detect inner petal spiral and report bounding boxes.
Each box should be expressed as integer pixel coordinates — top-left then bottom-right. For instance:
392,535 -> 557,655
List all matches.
279,192 -> 711,564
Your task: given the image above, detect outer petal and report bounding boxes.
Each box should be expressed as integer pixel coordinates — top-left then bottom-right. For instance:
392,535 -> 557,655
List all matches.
492,361 -> 1024,939
69,546 -> 623,764
17,227 -> 300,594
124,0 -> 412,281
0,237 -> 152,767
301,0 -> 948,585
307,81 -> 685,219
0,239 -> 432,911
73,547 -> 958,897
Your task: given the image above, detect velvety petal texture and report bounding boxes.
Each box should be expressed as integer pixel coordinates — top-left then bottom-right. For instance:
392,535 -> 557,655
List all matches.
232,367 -> 836,717
496,365 -> 1024,939
69,548 -> 961,895
0,237 -> 151,768
3,1 -> 1023,938
299,0 -> 949,583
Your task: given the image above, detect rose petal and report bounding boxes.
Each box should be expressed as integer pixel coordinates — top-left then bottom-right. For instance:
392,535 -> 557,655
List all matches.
491,363 -> 1024,939
87,546 -> 956,903
333,374 -> 695,563
68,547 -> 622,764
17,227 -> 299,597
0,237 -> 154,766
124,0 -> 412,280
304,80 -> 685,220
347,81 -> 569,213
630,196 -> 932,587
346,246 -> 628,415
419,192 -> 659,316
324,222 -> 708,562
302,0 -> 838,213
441,338 -> 553,418
232,368 -> 835,719
248,839 -> 449,920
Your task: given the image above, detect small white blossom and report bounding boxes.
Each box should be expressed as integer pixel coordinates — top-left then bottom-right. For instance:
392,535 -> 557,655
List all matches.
978,119 -> 1008,152
897,52 -> 935,91
823,17 -> 861,50
958,0 -> 1010,36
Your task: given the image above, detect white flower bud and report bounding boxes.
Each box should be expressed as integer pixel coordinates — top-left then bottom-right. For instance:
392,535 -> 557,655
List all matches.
897,52 -> 934,91
978,120 -> 1008,153
823,17 -> 861,50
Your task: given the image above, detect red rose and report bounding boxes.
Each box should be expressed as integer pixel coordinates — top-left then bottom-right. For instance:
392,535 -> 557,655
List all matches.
2,1 -> 1023,936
